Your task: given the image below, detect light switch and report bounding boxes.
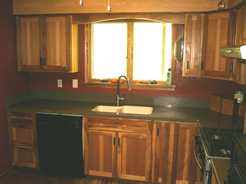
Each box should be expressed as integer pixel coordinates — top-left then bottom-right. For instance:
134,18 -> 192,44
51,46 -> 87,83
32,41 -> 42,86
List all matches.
72,79 -> 78,88
57,79 -> 62,88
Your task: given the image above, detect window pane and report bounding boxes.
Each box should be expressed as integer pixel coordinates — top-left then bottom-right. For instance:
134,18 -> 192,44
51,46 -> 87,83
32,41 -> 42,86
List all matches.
133,22 -> 172,81
91,23 -> 127,79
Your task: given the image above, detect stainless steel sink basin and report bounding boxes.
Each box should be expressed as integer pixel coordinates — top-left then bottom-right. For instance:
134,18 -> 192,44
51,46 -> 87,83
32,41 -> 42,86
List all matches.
92,105 -> 153,115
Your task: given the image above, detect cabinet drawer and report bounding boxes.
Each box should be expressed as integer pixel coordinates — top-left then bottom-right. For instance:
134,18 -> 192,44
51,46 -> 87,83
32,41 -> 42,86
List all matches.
11,145 -> 38,168
84,117 -> 151,134
9,123 -> 37,146
8,112 -> 36,124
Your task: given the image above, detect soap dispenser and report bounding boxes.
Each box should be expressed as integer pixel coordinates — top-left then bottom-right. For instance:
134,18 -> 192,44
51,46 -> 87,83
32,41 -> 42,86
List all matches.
166,67 -> 172,85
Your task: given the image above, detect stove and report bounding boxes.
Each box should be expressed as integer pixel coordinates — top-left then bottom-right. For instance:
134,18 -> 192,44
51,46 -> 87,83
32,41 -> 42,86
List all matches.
195,127 -> 243,184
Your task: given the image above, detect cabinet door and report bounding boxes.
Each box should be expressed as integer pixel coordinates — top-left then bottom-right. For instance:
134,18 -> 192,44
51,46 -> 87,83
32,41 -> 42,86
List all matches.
174,123 -> 198,184
117,132 -> 151,181
152,122 -> 173,183
44,16 -> 71,71
202,12 -> 233,79
9,123 -> 37,146
16,17 -> 42,71
11,145 -> 38,168
152,122 -> 198,184
232,5 -> 246,84
85,130 -> 116,178
183,14 -> 204,77
235,5 -> 246,45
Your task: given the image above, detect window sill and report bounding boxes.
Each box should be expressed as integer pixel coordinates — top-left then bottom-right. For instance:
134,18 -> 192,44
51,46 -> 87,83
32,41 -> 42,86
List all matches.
83,82 -> 176,91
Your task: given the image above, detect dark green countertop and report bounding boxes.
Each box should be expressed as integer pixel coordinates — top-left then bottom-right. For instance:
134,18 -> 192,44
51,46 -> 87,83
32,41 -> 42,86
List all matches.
5,99 -> 245,129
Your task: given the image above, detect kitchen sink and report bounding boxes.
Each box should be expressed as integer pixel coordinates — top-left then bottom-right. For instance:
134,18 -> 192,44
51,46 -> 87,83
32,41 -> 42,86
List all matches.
92,105 -> 153,115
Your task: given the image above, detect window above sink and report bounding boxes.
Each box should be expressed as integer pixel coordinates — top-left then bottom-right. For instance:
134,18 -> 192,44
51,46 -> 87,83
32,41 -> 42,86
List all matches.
83,18 -> 179,91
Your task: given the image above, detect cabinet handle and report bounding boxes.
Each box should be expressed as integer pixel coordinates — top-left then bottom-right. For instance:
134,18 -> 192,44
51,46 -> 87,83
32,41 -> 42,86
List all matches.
40,58 -> 43,65
230,62 -> 234,73
157,128 -> 159,136
19,148 -> 27,150
17,125 -> 26,128
16,114 -> 26,117
201,61 -> 204,70
118,137 -> 120,146
43,58 -> 46,65
187,61 -> 189,69
113,137 -> 115,145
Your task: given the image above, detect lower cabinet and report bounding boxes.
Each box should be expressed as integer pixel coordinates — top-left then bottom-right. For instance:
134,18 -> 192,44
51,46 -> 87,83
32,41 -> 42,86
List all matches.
151,121 -> 199,184
84,117 -> 152,181
11,145 -> 38,168
84,117 -> 199,183
8,111 -> 38,169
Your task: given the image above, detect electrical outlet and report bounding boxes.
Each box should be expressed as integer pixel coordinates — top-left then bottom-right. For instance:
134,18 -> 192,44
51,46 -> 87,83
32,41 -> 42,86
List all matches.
72,79 -> 78,88
57,79 -> 62,88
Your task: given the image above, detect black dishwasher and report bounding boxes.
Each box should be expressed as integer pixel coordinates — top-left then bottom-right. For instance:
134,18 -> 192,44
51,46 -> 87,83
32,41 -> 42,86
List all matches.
36,113 -> 84,177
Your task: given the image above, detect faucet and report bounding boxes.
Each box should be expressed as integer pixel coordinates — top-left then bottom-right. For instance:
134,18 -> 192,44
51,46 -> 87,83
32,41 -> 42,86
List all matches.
117,75 -> 131,106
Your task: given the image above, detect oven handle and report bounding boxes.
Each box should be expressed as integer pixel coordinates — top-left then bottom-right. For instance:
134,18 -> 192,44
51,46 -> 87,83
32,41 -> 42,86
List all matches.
194,140 -> 204,172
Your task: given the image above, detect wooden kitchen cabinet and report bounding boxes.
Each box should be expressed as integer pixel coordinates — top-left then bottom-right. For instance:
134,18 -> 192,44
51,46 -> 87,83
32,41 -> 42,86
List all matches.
8,111 -> 38,168
201,11 -> 233,80
183,14 -> 204,77
151,121 -> 199,184
16,16 -> 79,73
231,5 -> 246,84
84,117 -> 152,182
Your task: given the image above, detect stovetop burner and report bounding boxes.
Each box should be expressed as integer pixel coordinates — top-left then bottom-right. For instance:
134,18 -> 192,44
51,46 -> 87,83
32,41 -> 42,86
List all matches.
198,127 -> 242,157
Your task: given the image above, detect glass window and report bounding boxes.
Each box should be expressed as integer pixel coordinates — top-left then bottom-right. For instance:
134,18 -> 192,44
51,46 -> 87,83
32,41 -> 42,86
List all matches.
89,21 -> 172,84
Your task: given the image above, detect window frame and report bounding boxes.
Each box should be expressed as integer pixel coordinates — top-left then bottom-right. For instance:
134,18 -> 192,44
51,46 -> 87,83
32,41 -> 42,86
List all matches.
84,19 -> 178,91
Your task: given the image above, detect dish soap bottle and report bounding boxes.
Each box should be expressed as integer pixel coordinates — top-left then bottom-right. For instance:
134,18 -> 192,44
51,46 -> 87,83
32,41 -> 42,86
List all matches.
166,67 -> 172,85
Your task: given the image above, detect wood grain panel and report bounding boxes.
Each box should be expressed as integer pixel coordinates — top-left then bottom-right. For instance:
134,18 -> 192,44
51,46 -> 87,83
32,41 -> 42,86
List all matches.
152,121 -> 198,184
183,14 -> 204,77
117,132 -> 151,181
13,0 -> 220,15
46,17 -> 67,68
175,124 -> 197,184
86,130 -> 115,178
11,145 -> 38,168
85,117 -> 151,134
9,123 -> 37,146
16,17 -> 41,71
73,13 -> 185,24
202,12 -> 232,79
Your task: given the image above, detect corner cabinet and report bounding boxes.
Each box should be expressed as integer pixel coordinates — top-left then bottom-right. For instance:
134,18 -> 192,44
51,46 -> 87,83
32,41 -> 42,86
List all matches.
201,11 -> 233,80
16,16 -> 79,73
7,111 -> 38,168
183,14 -> 204,77
84,117 -> 152,182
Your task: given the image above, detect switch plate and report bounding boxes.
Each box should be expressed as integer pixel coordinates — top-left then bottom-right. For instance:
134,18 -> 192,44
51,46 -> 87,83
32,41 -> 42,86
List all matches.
57,79 -> 62,88
72,79 -> 78,88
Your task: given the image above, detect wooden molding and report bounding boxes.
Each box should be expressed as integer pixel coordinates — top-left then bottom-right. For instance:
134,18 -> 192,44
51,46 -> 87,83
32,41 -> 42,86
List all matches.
73,13 -> 185,24
13,0 -> 220,15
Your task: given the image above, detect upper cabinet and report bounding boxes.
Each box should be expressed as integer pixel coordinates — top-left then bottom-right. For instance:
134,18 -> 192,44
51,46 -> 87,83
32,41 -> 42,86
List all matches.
183,14 -> 204,77
201,12 -> 233,80
232,5 -> 246,84
16,16 -> 79,73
